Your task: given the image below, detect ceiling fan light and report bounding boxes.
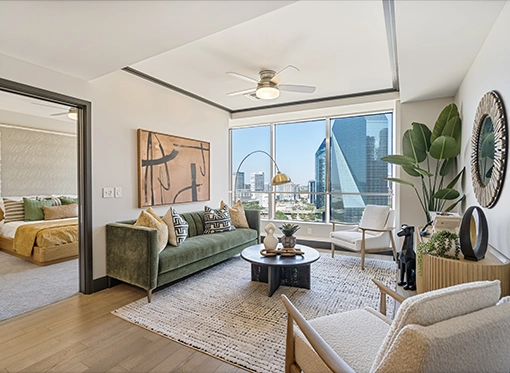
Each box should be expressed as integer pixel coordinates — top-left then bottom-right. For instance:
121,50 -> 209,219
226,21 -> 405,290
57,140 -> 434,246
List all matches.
256,87 -> 279,100
67,108 -> 78,120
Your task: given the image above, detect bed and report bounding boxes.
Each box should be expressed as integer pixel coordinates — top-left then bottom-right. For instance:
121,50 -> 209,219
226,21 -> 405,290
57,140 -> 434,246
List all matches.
0,218 -> 78,265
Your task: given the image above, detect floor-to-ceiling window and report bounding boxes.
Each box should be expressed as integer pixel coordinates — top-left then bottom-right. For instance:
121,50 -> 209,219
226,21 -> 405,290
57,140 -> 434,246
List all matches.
230,111 -> 393,223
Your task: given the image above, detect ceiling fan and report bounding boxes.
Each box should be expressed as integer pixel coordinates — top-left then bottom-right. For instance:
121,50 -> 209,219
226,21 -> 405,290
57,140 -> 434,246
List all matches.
226,65 -> 316,100
31,102 -> 78,120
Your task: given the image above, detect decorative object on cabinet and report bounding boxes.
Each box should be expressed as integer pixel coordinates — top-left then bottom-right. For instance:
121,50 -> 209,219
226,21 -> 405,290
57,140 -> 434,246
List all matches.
471,91 -> 507,208
417,230 -> 460,275
459,205 -> 489,261
137,129 -> 210,207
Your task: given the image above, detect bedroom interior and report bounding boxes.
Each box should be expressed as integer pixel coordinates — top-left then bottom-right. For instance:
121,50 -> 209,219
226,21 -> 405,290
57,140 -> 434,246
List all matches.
0,91 -> 80,320
0,0 -> 510,372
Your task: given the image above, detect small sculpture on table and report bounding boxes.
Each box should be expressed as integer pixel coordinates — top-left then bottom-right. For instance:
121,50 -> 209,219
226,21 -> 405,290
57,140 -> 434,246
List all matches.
261,223 -> 279,256
397,224 -> 416,291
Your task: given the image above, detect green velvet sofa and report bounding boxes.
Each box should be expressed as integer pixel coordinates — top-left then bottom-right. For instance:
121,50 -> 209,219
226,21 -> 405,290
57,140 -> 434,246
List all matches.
106,209 -> 260,302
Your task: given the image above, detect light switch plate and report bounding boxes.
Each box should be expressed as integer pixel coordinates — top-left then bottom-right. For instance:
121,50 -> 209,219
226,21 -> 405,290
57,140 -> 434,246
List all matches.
114,187 -> 122,198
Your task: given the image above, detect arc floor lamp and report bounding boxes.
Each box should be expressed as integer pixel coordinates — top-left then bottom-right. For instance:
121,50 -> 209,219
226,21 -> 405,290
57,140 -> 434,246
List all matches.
233,150 -> 291,203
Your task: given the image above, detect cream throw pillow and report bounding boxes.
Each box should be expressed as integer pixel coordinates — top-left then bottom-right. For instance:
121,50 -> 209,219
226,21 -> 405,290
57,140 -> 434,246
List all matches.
134,209 -> 168,253
220,200 -> 249,228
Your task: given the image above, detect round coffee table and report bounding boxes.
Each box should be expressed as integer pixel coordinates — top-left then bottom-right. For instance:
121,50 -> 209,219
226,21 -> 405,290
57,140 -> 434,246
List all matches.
241,244 -> 320,297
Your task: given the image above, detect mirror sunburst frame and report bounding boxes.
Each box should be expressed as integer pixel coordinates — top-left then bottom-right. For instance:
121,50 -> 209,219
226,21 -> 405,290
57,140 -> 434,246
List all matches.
471,91 -> 507,208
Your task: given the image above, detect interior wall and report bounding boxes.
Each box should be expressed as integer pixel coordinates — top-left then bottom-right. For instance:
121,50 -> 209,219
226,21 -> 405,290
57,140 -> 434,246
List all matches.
455,1 -> 510,258
0,126 -> 77,197
0,53 -> 231,280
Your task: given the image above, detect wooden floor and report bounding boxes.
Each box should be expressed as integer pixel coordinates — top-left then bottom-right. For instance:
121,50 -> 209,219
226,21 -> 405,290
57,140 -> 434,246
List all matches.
0,284 -> 248,373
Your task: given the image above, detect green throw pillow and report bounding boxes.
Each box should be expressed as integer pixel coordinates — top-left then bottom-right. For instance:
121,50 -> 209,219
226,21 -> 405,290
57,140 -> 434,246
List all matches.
24,198 -> 53,221
60,196 -> 78,205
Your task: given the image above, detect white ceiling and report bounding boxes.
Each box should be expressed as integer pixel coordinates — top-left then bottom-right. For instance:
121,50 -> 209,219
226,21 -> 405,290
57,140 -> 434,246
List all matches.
0,0 -> 507,116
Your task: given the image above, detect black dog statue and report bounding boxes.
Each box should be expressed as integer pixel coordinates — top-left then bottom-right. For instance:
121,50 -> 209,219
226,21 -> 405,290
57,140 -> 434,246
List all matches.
397,224 -> 416,291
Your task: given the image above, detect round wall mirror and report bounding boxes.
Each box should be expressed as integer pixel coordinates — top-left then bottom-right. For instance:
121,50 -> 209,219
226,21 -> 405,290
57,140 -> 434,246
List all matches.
471,91 -> 507,208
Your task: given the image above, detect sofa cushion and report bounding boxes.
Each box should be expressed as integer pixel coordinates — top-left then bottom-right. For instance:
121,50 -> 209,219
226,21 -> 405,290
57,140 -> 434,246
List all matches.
203,205 -> 235,234
163,207 -> 189,246
220,200 -> 249,228
180,211 -> 205,238
158,228 -> 257,274
134,210 -> 168,253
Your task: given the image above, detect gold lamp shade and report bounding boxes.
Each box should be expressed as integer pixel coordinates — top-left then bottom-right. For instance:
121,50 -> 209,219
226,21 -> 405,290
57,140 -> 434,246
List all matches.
271,171 -> 291,186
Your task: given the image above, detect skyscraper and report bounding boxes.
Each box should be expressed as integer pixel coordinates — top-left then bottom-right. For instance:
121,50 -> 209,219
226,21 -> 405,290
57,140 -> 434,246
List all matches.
235,171 -> 245,191
308,180 -> 316,204
250,172 -> 264,192
315,139 -> 326,209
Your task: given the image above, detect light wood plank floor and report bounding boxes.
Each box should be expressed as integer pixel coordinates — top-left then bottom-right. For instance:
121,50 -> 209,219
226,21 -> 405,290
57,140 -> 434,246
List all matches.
0,284 -> 248,373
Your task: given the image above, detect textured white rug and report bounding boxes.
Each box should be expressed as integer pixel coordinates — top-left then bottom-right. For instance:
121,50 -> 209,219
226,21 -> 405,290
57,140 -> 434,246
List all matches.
0,251 -> 79,321
112,252 -> 397,373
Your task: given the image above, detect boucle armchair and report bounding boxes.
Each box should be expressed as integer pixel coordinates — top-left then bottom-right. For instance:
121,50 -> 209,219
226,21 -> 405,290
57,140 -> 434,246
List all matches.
330,205 -> 397,270
282,280 -> 510,373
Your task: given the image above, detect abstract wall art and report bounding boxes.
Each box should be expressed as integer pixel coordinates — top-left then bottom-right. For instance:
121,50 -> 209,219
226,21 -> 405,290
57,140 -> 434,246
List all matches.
138,129 -> 210,207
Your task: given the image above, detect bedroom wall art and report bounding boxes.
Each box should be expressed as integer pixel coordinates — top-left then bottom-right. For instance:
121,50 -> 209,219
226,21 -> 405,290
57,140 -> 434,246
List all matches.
137,129 -> 210,207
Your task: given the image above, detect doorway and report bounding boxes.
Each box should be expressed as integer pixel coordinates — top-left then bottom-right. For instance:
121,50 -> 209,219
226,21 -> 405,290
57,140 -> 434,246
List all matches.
0,77 -> 93,294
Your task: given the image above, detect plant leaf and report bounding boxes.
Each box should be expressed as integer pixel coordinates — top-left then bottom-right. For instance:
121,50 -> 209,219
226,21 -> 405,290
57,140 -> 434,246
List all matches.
446,167 -> 465,189
381,154 -> 416,166
402,165 -> 420,177
431,103 -> 459,144
442,116 -> 462,154
434,188 -> 460,200
444,195 -> 466,212
439,158 -> 453,176
414,167 -> 434,178
384,177 -> 415,187
402,129 -> 419,162
429,136 -> 458,159
411,122 -> 432,157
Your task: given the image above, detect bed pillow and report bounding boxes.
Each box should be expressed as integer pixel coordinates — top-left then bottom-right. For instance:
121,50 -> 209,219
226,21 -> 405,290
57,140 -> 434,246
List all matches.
203,205 -> 235,234
134,209 -> 168,253
220,200 -> 249,228
60,196 -> 78,205
3,199 -> 25,223
37,197 -> 62,206
42,204 -> 78,220
0,198 -> 4,222
24,198 -> 53,221
163,207 -> 189,246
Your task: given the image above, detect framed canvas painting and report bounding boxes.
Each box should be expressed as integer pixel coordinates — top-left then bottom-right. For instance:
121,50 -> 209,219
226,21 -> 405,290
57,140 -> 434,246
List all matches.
138,129 -> 210,207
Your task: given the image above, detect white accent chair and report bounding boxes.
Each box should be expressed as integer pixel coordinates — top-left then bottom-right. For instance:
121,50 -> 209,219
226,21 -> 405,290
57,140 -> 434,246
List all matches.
330,205 -> 397,270
282,280 -> 510,373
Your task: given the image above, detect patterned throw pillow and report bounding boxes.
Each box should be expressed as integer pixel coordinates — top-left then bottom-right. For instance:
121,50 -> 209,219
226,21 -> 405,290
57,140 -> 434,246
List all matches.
203,205 -> 235,234
3,199 -> 24,223
220,200 -> 249,228
134,210 -> 168,253
163,207 -> 189,246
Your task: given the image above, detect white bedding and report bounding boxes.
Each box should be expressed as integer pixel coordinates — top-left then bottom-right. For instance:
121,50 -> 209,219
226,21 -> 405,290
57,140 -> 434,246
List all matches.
0,218 -> 77,239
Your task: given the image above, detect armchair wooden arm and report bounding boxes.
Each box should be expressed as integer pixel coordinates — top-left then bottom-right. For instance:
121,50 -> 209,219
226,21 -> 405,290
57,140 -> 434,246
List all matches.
371,279 -> 406,316
281,295 -> 356,373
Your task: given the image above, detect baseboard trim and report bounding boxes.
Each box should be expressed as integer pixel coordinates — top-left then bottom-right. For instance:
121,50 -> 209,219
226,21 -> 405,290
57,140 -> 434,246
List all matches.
92,276 -> 109,292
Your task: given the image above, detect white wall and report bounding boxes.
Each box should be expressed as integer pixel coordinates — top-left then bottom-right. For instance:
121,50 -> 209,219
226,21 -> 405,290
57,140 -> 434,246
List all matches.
1,53 -> 231,279
455,1 -> 510,258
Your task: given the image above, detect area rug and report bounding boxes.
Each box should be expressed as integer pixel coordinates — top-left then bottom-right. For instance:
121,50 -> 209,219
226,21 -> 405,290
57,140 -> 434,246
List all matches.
112,252 -> 397,373
0,251 -> 79,322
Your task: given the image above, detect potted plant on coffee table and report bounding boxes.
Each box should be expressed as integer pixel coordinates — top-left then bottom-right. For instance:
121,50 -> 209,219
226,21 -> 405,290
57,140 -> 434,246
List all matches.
279,223 -> 300,249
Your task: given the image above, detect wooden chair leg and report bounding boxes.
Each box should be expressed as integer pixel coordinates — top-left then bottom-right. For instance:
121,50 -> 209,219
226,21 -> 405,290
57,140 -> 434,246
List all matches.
331,243 -> 335,258
389,232 -> 398,264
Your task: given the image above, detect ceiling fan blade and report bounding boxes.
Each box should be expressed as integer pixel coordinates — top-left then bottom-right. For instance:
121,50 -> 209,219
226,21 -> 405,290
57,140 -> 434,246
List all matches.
50,112 -> 68,116
278,84 -> 316,94
226,72 -> 258,84
226,88 -> 257,97
271,65 -> 299,84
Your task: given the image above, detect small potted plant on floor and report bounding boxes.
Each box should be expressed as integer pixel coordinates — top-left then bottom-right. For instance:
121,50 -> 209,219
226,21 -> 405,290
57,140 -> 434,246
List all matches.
279,223 -> 300,249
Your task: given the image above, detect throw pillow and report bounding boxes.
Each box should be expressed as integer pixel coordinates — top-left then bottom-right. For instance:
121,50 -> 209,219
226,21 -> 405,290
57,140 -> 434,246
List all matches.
203,205 -> 235,234
163,207 -> 189,246
42,204 -> 78,220
0,198 -> 4,222
134,210 -> 168,253
60,196 -> 78,205
3,199 -> 25,223
220,200 -> 249,228
23,197 -> 53,221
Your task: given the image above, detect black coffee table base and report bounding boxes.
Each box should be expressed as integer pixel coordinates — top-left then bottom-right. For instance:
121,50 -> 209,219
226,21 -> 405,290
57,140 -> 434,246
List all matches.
250,263 -> 311,297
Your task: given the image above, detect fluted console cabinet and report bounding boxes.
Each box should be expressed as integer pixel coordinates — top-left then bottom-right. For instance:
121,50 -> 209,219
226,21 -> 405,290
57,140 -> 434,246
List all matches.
416,229 -> 510,296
